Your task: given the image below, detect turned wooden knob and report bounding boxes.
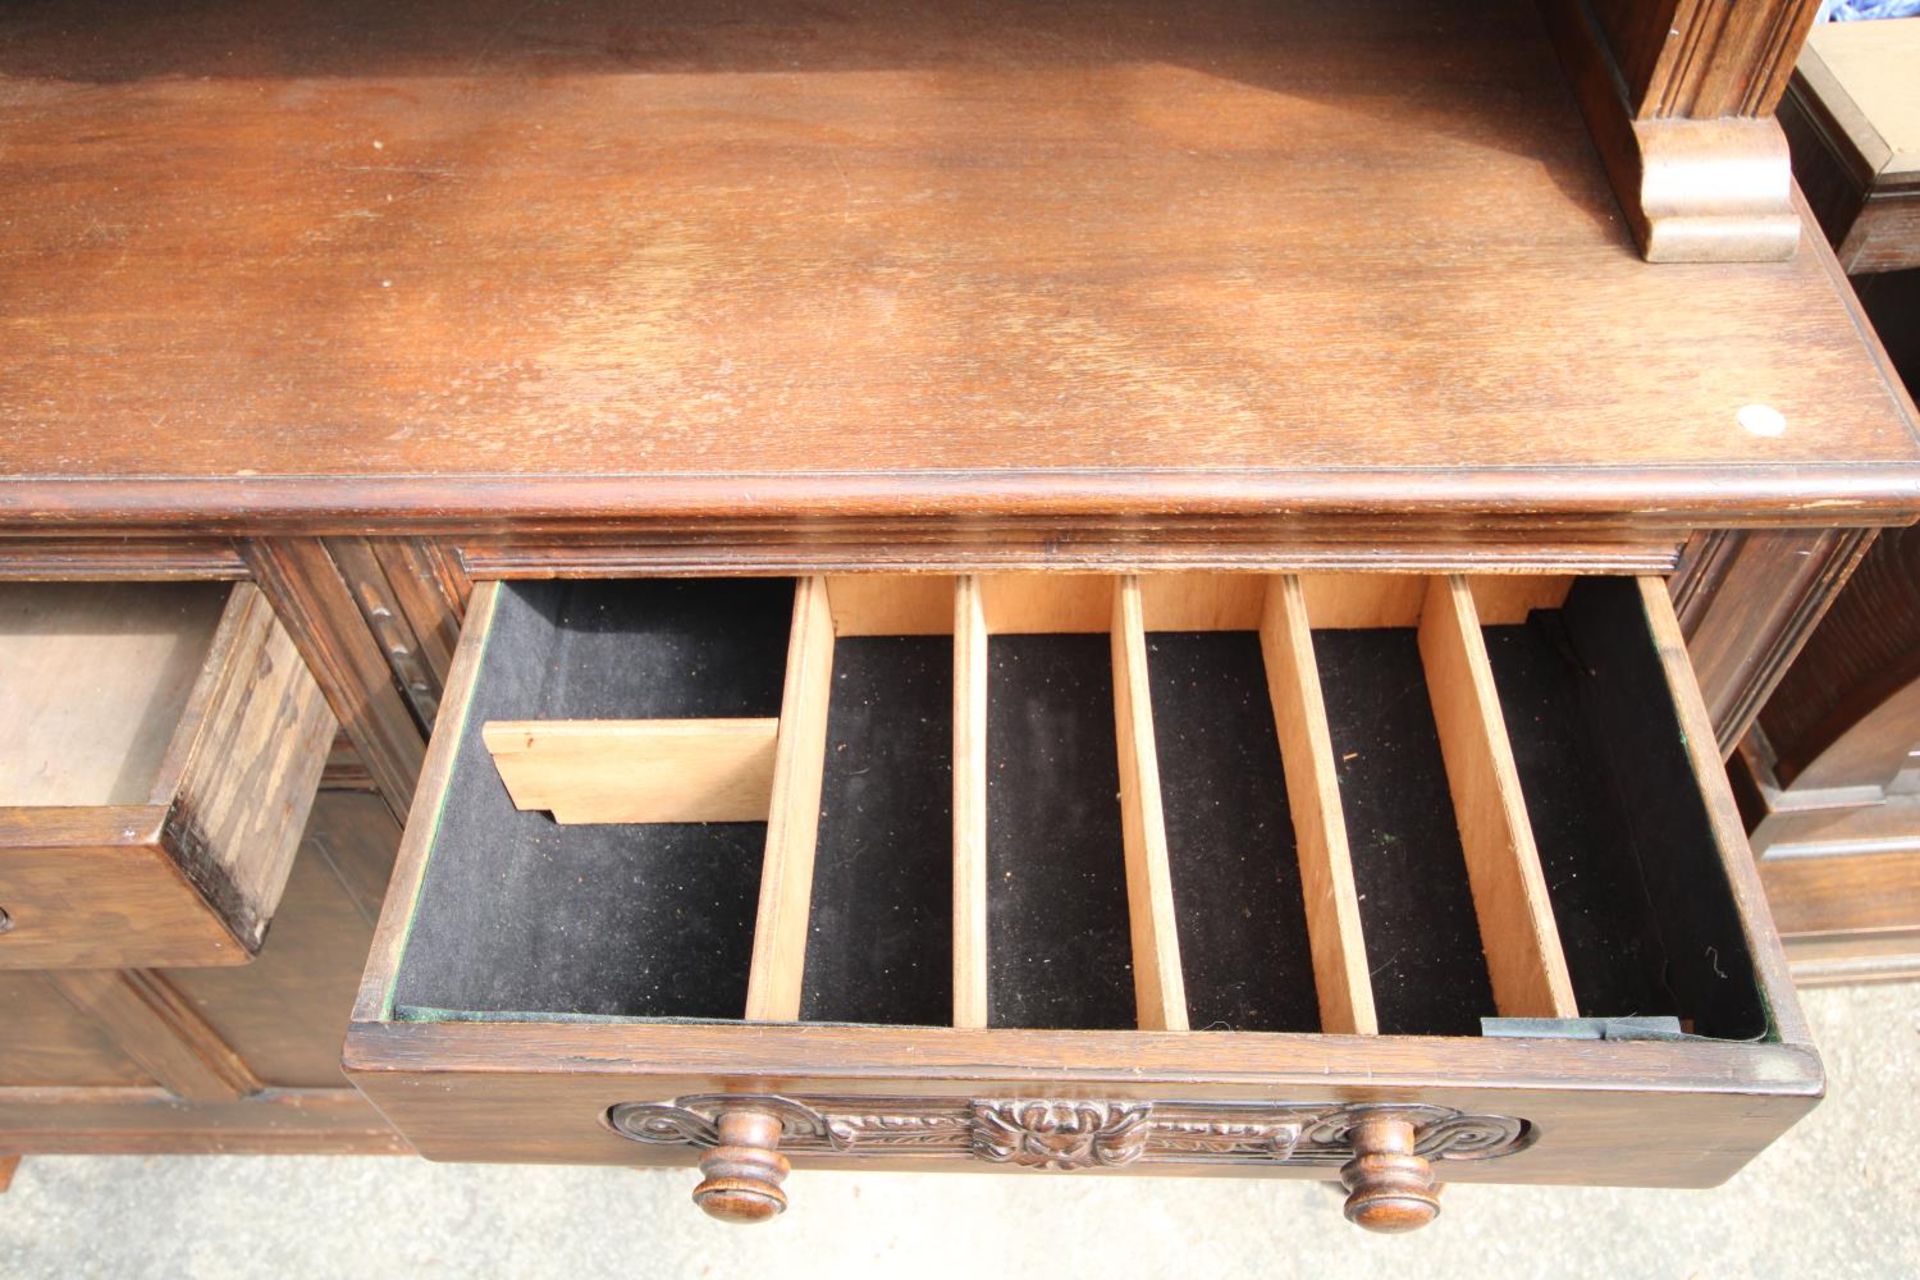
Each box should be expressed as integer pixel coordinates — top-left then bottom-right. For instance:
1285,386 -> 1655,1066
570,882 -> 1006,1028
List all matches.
1340,1115 -> 1440,1233
692,1110 -> 790,1224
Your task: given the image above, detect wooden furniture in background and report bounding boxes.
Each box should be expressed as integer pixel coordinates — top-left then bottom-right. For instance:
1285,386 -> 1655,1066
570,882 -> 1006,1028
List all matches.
0,734 -> 412,1158
1,0 -> 1916,1228
1737,24 -> 1920,985
1737,526 -> 1920,983
1781,17 -> 1920,275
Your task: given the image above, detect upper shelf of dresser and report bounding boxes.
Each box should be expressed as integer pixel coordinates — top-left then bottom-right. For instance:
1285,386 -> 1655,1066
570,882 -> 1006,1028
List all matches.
1,0 -> 1916,534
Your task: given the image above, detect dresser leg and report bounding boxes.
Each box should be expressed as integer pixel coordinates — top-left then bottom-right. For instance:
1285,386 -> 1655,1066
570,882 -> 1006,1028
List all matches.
0,1156 -> 20,1193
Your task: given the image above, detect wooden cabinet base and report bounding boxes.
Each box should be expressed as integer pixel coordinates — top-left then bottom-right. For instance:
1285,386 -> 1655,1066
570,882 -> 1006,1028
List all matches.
1735,756 -> 1920,987
0,582 -> 335,970
1777,931 -> 1920,988
0,789 -> 409,1157
1781,19 -> 1920,276
1733,527 -> 1920,987
0,1090 -> 406,1156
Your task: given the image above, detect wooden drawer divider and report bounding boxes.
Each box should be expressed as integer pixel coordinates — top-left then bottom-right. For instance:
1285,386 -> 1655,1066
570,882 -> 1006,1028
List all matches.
349,570 -> 1817,1234
471,572 -> 1590,1036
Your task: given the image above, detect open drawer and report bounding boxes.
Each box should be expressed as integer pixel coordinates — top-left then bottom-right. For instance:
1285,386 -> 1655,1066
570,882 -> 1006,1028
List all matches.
0,582 -> 335,968
346,572 -> 1818,1233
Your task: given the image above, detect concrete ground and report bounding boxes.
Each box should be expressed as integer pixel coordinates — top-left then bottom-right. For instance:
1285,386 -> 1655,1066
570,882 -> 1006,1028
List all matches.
3,981 -> 1914,1279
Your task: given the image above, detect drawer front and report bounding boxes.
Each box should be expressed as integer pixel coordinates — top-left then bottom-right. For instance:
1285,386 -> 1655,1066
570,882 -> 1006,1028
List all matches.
347,571 -> 1815,1233
0,582 -> 336,968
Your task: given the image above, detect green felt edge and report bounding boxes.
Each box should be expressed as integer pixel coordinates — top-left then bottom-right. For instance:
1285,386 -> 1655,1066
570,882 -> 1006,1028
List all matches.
394,1005 -> 741,1026
392,1003 -> 941,1029
379,589 -> 500,1022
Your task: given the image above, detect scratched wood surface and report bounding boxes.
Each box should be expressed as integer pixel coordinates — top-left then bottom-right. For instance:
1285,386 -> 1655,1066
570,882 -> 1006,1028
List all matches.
0,0 -> 1915,529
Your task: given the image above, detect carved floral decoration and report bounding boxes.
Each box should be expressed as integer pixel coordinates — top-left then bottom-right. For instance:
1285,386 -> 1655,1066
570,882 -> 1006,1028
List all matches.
969,1100 -> 1153,1169
607,1095 -> 1532,1170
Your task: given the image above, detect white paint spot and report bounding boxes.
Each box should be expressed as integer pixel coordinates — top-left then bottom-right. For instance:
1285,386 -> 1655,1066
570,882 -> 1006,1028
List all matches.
372,139 -> 384,150
1739,403 -> 1786,437
381,279 -> 392,288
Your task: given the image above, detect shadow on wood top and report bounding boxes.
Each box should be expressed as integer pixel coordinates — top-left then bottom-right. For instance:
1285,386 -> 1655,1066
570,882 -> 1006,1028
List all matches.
0,0 -> 1915,530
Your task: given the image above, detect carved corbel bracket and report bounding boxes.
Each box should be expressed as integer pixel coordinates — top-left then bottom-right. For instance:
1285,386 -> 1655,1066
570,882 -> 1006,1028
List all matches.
1632,117 -> 1802,262
1536,0 -> 1814,263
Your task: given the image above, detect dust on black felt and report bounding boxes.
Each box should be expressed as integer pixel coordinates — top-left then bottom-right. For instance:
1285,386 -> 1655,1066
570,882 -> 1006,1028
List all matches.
1146,631 -> 1320,1032
391,579 -> 792,1021
1552,578 -> 1766,1039
801,636 -> 953,1026
1315,627 -> 1495,1036
986,634 -> 1134,1029
1483,612 -> 1674,1021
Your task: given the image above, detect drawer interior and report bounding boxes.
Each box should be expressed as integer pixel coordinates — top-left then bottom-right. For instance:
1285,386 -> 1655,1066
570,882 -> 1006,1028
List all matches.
0,582 -> 232,808
0,580 -> 335,968
383,572 -> 1769,1044
393,579 -> 790,1020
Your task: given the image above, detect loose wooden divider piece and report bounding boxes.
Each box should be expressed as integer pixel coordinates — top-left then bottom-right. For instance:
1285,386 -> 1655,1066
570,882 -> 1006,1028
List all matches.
952,576 -> 991,1029
1417,575 -> 1577,1019
1258,576 -> 1379,1035
1111,577 -> 1190,1032
743,576 -> 837,1022
482,719 -> 779,824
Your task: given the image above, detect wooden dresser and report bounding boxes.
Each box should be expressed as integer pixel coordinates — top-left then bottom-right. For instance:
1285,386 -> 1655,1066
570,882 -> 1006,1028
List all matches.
3,0 -> 1917,1233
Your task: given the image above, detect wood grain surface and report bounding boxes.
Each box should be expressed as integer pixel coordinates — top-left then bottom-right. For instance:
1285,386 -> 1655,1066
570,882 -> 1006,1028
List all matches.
0,974 -> 154,1089
1417,576 -> 1577,1019
1762,850 -> 1920,939
1670,527 -> 1876,755
1110,577 -> 1188,1032
0,582 -> 333,969
44,970 -> 261,1103
1760,526 -> 1920,791
1585,0 -> 1821,122
1258,576 -> 1377,1035
0,0 -> 1915,531
0,583 -> 227,807
742,578 -> 835,1022
1,776 -> 410,1154
166,790 -> 403,1090
345,1016 -> 1821,1188
482,718 -> 780,824
951,576 -> 990,1030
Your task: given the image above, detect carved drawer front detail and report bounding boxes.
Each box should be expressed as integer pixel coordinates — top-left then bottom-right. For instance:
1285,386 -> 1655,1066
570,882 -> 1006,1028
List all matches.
606,1094 -> 1532,1172
970,1100 -> 1152,1169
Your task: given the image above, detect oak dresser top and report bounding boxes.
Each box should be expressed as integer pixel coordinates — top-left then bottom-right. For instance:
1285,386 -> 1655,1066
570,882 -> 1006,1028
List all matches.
2,0 -> 1916,535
